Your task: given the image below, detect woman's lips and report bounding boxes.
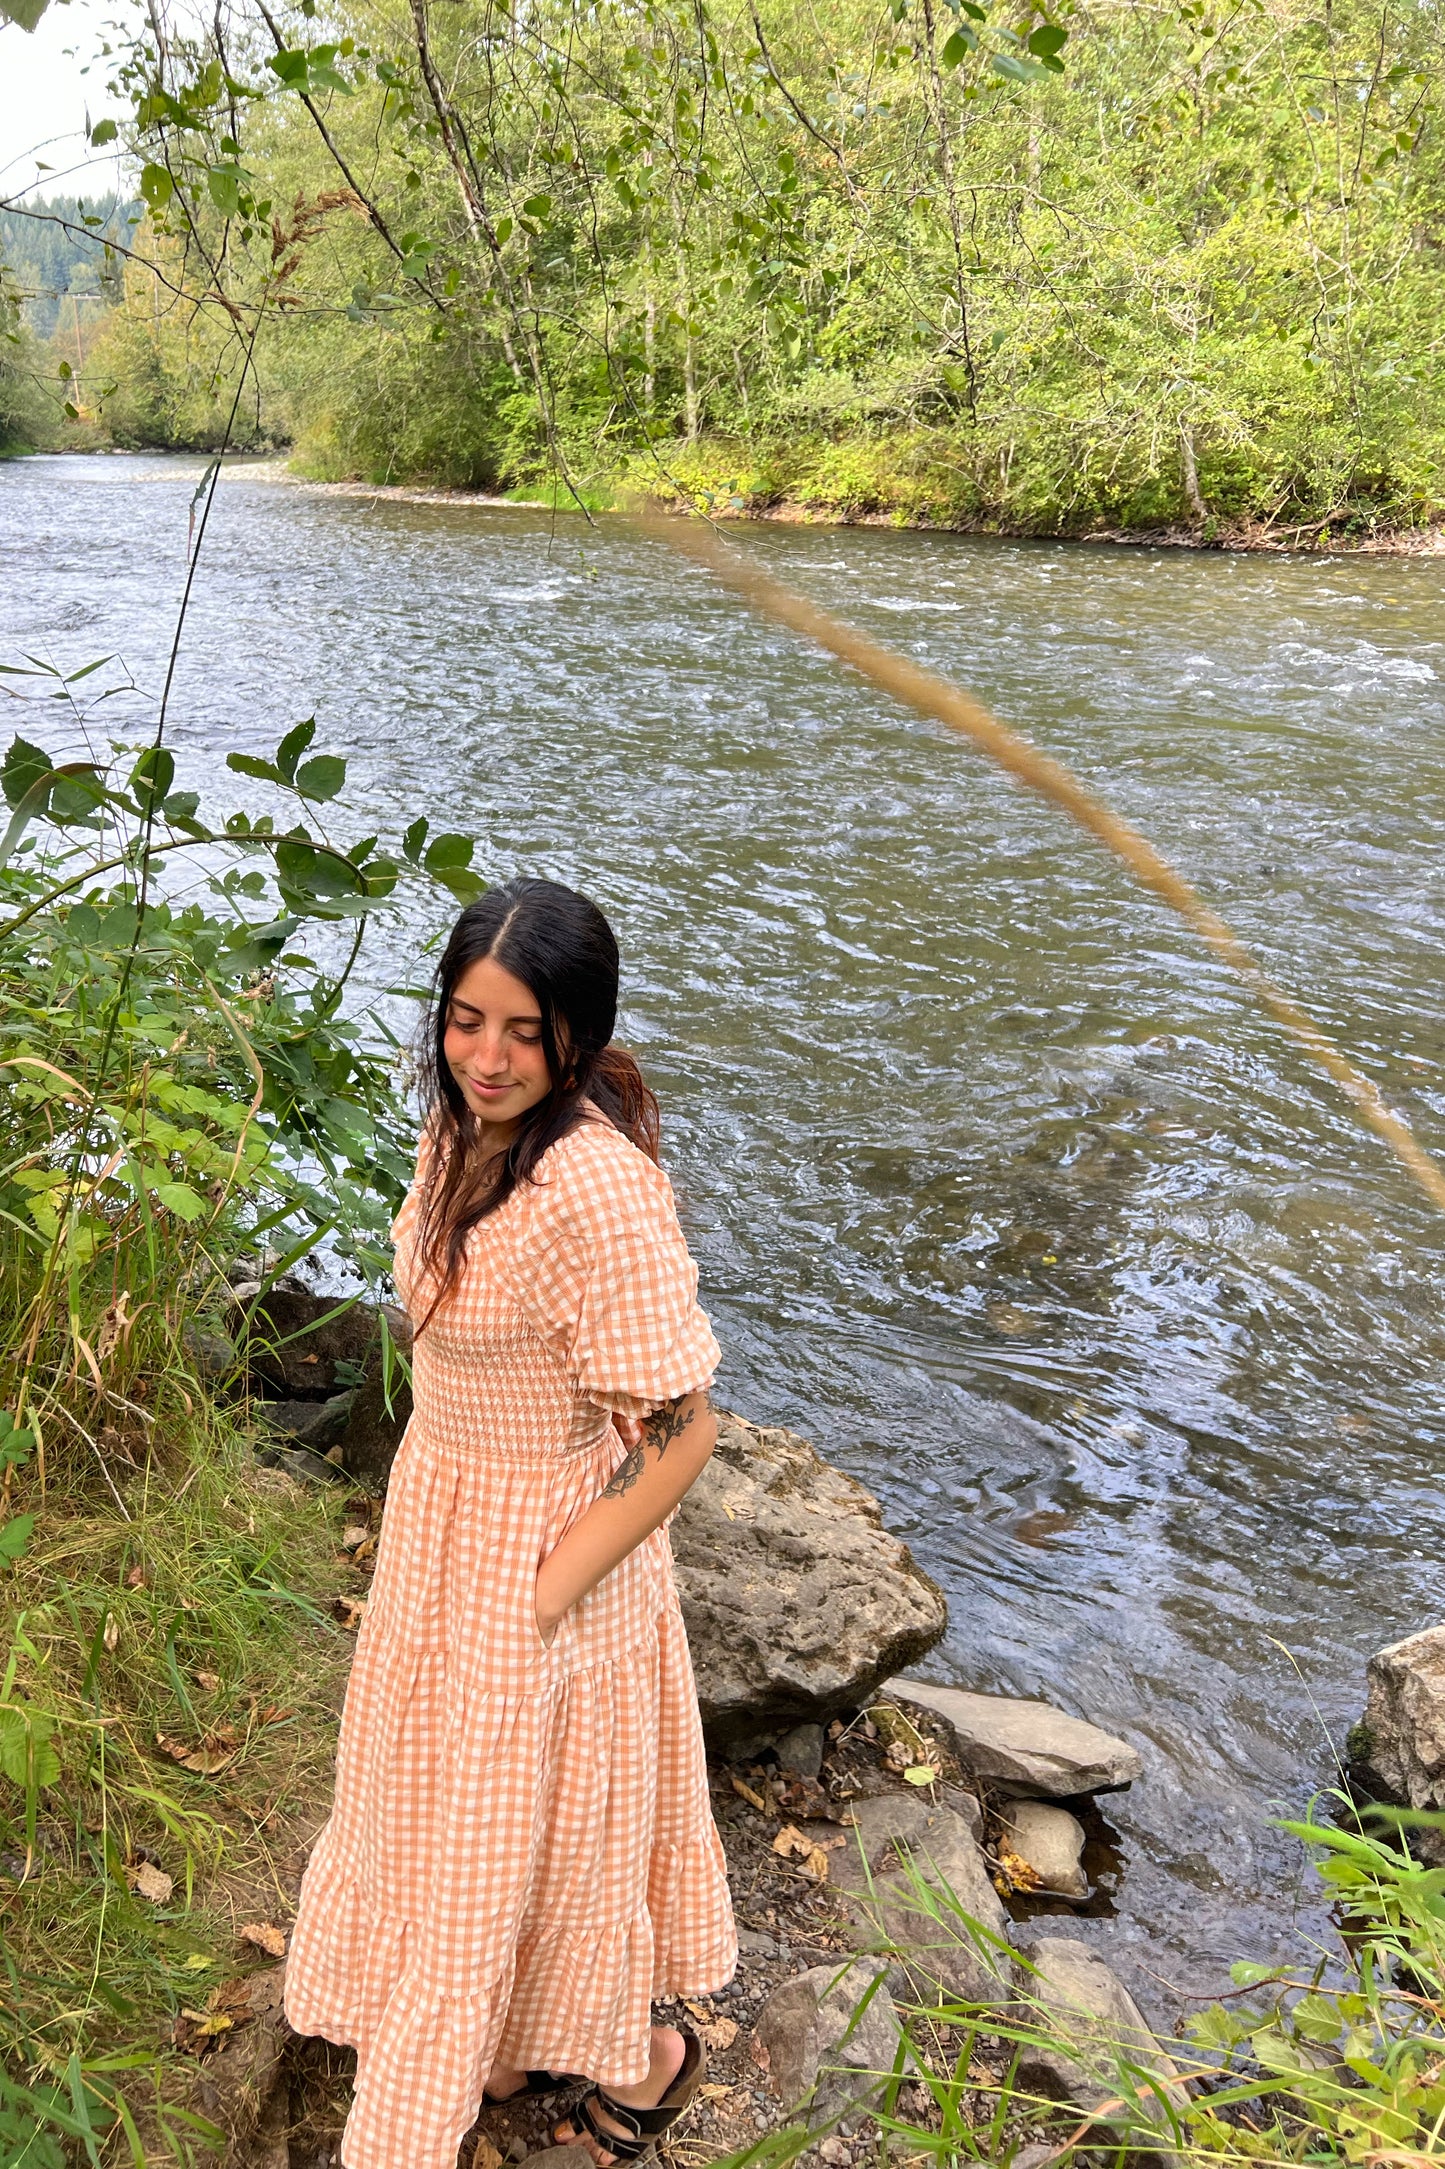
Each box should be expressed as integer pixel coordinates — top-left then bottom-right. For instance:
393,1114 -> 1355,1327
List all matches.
465,1077 -> 513,1099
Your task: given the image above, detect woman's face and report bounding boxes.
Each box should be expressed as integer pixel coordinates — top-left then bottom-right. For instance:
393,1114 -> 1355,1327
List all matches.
442,953 -> 553,1132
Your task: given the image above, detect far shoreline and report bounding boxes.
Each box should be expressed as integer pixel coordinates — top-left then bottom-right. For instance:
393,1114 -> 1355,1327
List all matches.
23,446 -> 1445,557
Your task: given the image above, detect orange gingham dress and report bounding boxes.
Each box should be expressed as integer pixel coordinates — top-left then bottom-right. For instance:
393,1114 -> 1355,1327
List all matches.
284,1115 -> 737,2169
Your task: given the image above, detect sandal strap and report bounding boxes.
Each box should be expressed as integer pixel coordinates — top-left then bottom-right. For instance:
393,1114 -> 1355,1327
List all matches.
576,2090 -> 649,2161
569,2029 -> 706,2162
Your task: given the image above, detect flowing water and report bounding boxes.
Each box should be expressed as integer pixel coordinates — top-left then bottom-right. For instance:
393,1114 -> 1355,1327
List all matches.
6,451 -> 1445,2008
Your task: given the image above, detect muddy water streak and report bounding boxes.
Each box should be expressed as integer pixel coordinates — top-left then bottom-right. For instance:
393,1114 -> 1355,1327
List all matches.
5,452 -> 1445,2005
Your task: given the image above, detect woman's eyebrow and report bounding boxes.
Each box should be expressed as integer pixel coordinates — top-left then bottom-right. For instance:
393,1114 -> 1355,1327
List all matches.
447,999 -> 542,1026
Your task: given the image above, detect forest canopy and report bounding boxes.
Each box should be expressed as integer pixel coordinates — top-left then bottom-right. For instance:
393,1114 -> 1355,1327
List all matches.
2,0 -> 1443,536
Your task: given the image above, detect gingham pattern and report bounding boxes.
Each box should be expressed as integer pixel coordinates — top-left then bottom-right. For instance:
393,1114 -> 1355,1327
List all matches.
284,1118 -> 735,2169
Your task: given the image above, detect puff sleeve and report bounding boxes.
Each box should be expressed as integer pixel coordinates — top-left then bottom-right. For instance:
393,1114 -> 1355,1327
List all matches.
512,1122 -> 720,1417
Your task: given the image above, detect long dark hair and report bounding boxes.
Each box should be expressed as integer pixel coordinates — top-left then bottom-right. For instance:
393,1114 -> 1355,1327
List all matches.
414,879 -> 660,1313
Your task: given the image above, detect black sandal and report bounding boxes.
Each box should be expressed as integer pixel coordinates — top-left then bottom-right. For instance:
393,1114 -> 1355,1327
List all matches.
483,2068 -> 584,2105
550,2027 -> 706,2163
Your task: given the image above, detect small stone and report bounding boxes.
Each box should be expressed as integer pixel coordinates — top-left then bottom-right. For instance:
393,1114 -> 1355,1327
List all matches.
881,1678 -> 1142,1796
753,1959 -> 905,2127
832,1792 -> 1013,2005
1001,1800 -> 1088,1899
774,1722 -> 826,1779
736,1926 -> 780,1958
506,2142 -> 529,2164
514,2150 -> 591,2169
1016,1937 -> 1181,2126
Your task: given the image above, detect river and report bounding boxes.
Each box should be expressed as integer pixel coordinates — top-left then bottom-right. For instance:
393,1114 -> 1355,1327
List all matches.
6,450 -> 1445,2007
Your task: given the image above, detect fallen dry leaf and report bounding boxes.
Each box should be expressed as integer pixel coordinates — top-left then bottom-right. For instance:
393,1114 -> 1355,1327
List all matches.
698,2015 -> 739,2051
729,1775 -> 768,1815
341,1524 -> 370,1550
902,1764 -> 941,1787
125,1563 -> 146,1589
102,1612 -> 119,1653
174,2008 -> 234,2053
195,1669 -> 221,1693
128,1860 -> 173,1903
698,2081 -> 736,2104
154,1731 -> 241,1777
470,2139 -> 504,2169
771,1823 -> 812,1860
247,1699 -> 293,1727
239,1921 -> 288,1958
993,1843 -> 1045,1894
800,1846 -> 831,1884
332,1595 -> 367,1632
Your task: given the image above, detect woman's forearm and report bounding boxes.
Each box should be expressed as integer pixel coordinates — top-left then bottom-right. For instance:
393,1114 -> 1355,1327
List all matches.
534,1392 -> 717,1636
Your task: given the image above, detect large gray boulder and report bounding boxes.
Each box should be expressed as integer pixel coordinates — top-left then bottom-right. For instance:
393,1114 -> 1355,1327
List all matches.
1359,1624 -> 1445,1860
672,1414 -> 947,1750
753,1958 -> 905,2129
831,1791 -> 1014,2006
1015,1937 -> 1181,2126
881,1678 -> 1142,1797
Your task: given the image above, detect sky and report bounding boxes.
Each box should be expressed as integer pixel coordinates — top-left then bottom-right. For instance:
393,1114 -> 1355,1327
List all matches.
0,0 -> 133,201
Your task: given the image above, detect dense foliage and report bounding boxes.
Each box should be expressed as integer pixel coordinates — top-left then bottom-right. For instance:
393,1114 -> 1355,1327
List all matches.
0,627 -> 487,2146
5,0 -> 1444,533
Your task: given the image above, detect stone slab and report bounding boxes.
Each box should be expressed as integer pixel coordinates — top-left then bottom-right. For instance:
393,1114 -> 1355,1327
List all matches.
881,1678 -> 1142,1796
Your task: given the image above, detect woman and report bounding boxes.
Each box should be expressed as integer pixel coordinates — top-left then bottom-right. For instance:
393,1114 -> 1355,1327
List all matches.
285,879 -> 737,2169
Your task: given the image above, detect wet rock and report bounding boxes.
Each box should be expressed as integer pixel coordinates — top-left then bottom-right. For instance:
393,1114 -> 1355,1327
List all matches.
881,1678 -> 1142,1797
1015,1937 -> 1180,2122
1360,1625 -> 1445,1860
774,1722 -> 826,1779
1001,1800 -> 1089,1900
672,1414 -> 947,1750
833,1791 -> 1014,2005
754,1958 -> 904,2128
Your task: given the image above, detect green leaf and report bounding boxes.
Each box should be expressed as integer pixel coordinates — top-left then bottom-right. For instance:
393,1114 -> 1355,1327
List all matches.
207,165 -> 242,216
154,1182 -> 205,1223
402,815 -> 430,862
139,161 -> 173,209
0,1704 -> 60,1786
226,752 -> 283,784
162,789 -> 201,823
1027,22 -> 1066,55
294,753 -> 346,802
521,192 -> 553,219
940,27 -> 975,61
2,735 -> 52,811
0,0 -> 54,31
991,48 -> 1054,79
267,46 -> 311,88
276,718 -> 317,783
0,1515 -> 35,1565
424,832 -> 474,873
129,745 -> 175,810
431,864 -> 485,904
90,116 -> 118,144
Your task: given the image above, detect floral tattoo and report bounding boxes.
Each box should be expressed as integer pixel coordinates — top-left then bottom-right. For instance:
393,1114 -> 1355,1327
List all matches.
602,1395 -> 702,1497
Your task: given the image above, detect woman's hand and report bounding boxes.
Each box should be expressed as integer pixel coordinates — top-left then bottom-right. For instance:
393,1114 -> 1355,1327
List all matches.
529,1405 -> 642,1639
